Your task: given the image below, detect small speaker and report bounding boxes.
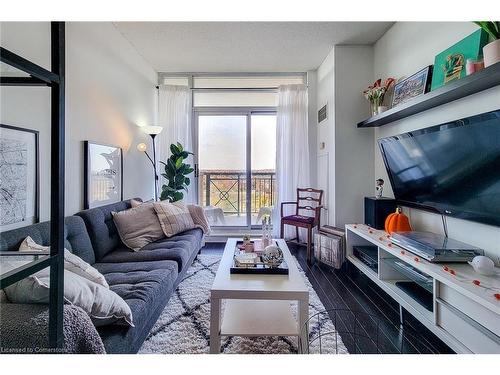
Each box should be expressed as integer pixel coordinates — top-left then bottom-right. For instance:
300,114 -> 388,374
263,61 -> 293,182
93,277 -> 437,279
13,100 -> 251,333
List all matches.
364,197 -> 397,230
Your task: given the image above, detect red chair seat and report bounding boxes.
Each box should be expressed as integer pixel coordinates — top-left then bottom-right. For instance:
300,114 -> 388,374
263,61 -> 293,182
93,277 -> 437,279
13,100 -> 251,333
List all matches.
280,188 -> 324,263
282,215 -> 315,224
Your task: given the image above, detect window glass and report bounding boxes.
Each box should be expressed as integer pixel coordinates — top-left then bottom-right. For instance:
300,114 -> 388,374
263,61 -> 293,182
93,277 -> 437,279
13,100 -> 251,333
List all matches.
193,76 -> 304,88
193,91 -> 277,107
162,77 -> 189,86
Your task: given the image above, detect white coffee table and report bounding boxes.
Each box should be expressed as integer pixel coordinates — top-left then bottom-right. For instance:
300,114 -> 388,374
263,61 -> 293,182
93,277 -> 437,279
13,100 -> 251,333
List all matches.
209,238 -> 310,354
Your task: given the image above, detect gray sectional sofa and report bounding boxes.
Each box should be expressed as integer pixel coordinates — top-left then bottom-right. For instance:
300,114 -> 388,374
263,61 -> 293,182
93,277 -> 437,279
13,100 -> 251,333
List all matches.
0,199 -> 204,353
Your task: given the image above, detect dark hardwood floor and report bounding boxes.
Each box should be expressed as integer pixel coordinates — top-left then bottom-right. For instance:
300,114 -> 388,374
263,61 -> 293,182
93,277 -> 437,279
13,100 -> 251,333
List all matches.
201,241 -> 454,354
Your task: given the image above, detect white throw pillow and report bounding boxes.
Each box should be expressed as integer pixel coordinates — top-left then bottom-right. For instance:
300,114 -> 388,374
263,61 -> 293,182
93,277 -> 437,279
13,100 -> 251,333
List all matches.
0,260 -> 28,303
19,236 -> 109,289
4,266 -> 134,327
62,249 -> 109,288
18,236 -> 48,252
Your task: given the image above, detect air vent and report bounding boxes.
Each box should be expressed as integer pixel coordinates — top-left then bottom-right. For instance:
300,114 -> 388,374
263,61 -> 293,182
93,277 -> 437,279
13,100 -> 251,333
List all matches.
318,104 -> 327,123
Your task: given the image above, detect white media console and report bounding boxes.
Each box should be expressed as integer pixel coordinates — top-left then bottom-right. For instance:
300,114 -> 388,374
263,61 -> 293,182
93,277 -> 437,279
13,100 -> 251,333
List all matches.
345,224 -> 500,353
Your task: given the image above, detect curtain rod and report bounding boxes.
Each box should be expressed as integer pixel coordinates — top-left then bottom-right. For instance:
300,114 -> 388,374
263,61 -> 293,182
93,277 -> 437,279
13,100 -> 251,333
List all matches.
158,72 -> 307,77
155,85 -> 308,90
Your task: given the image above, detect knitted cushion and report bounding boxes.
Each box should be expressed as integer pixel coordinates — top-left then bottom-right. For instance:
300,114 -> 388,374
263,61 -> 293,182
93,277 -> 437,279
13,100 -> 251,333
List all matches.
187,204 -> 211,234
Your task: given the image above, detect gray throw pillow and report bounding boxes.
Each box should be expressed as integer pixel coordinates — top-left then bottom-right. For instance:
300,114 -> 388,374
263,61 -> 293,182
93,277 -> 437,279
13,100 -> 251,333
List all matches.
112,202 -> 165,251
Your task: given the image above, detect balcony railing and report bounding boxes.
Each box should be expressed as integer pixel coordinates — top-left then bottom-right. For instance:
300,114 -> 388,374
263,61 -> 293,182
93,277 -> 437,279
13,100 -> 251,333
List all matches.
199,170 -> 276,215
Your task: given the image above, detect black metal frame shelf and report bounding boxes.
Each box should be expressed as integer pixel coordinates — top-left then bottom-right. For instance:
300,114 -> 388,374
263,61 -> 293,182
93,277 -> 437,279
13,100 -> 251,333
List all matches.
357,62 -> 500,128
0,22 -> 65,350
0,76 -> 48,86
0,47 -> 59,84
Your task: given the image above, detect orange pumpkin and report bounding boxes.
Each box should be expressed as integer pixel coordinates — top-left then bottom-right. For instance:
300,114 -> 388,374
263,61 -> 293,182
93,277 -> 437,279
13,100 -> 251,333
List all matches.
384,206 -> 412,234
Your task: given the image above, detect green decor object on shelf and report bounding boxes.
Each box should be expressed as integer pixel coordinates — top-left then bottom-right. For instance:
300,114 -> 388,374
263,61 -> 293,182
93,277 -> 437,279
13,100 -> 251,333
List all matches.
160,142 -> 194,202
430,29 -> 489,91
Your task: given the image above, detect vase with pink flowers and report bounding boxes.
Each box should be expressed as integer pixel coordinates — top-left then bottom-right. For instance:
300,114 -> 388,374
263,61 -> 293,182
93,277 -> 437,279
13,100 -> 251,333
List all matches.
363,78 -> 395,116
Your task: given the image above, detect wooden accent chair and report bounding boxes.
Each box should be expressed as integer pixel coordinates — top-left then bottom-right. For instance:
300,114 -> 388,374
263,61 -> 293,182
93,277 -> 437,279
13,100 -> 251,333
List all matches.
280,188 -> 324,263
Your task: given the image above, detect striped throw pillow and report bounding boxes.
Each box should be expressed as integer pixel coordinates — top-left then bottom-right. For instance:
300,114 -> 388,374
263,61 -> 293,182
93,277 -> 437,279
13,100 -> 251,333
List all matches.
153,201 -> 195,237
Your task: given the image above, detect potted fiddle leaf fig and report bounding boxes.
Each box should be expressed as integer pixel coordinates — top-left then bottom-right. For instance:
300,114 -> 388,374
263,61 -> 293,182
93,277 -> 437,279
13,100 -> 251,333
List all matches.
160,142 -> 194,202
474,22 -> 500,67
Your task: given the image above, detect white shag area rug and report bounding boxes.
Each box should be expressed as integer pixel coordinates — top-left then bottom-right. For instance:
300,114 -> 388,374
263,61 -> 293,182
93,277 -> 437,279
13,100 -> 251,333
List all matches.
139,253 -> 347,354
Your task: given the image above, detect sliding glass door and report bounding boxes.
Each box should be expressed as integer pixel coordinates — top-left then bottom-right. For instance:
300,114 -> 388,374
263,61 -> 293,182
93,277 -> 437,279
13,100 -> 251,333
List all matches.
197,114 -> 248,227
250,114 -> 276,226
195,111 -> 276,228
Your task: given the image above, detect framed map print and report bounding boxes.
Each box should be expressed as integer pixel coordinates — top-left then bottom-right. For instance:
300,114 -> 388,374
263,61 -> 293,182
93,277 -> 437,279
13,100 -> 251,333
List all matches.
84,141 -> 123,209
0,124 -> 39,231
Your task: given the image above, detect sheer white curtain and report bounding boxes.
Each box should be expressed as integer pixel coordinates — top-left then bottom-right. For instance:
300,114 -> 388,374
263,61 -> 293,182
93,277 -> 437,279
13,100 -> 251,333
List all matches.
273,84 -> 310,239
156,84 -> 195,203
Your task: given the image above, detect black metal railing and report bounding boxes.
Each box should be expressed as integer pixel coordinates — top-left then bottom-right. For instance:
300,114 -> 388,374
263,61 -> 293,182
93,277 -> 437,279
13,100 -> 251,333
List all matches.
200,170 -> 275,215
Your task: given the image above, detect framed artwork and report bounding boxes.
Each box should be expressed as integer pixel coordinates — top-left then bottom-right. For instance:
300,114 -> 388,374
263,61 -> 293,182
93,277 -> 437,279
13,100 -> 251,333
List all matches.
0,124 -> 39,231
391,66 -> 433,108
430,29 -> 489,91
84,141 -> 123,209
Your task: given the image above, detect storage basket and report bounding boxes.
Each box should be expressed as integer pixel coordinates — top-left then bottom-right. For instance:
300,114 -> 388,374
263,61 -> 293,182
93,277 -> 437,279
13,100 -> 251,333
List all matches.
314,226 -> 346,269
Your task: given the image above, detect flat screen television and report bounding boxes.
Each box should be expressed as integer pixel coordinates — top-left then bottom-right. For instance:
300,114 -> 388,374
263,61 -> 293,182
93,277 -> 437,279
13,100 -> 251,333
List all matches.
378,109 -> 500,227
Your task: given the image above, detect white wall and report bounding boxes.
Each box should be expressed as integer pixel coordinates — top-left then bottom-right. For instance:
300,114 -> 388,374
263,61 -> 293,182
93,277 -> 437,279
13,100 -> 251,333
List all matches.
1,22 -> 52,221
316,46 -> 375,228
334,46 -> 374,226
307,70 -> 318,187
316,48 -> 335,225
374,22 -> 500,263
1,22 -> 157,218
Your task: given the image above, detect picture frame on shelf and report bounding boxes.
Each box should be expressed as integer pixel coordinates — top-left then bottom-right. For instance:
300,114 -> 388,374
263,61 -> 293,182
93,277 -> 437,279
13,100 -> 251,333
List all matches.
430,28 -> 489,91
391,65 -> 433,108
84,141 -> 123,209
0,124 -> 39,231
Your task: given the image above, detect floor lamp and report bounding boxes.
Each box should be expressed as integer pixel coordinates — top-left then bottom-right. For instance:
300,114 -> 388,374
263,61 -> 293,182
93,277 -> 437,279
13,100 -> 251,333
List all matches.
137,125 -> 163,201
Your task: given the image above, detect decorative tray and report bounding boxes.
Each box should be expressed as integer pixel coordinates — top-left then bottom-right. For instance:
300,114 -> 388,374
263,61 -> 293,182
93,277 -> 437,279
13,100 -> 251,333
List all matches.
230,241 -> 289,275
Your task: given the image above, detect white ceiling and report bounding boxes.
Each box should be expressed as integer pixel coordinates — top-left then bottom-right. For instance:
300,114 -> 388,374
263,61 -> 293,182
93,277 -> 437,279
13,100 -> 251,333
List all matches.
114,22 -> 394,73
